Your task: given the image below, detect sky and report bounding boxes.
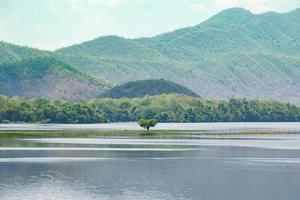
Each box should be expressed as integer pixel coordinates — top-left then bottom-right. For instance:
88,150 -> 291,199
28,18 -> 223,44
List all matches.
0,0 -> 299,50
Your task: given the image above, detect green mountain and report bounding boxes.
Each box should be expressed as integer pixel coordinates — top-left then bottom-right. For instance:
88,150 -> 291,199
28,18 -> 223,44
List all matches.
56,7 -> 300,103
1,7 -> 300,102
102,79 -> 199,98
0,57 -> 110,101
0,41 -> 50,63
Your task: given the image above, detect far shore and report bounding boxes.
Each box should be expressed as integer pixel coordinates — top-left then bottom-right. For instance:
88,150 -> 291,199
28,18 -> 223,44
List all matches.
1,122 -> 300,138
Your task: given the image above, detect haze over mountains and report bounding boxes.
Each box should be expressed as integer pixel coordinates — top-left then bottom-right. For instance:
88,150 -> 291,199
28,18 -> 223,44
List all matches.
0,57 -> 110,101
0,7 -> 300,102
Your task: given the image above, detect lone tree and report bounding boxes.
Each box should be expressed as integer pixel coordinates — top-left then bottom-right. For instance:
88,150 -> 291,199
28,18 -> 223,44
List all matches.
138,119 -> 157,130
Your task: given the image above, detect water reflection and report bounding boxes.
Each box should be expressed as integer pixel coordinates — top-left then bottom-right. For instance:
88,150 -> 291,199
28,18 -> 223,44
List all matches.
1,130 -> 300,199
20,135 -> 300,150
1,122 -> 300,132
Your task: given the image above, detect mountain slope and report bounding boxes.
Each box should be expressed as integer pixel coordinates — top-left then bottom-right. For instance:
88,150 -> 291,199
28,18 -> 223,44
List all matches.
0,41 -> 51,63
0,57 -> 110,101
56,36 -> 174,84
102,79 -> 199,98
56,7 -> 300,103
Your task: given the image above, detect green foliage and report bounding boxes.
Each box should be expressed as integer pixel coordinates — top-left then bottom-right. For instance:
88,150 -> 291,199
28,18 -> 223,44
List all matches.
0,94 -> 300,124
0,41 -> 50,64
0,57 -> 110,101
138,119 -> 157,130
1,8 -> 300,102
102,79 -> 198,98
56,8 -> 300,103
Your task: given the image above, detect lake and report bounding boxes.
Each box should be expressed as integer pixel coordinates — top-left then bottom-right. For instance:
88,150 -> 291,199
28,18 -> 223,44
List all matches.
1,123 -> 300,200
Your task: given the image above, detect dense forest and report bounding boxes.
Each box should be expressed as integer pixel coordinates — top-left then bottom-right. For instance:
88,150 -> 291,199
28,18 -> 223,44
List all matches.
0,57 -> 110,101
102,79 -> 198,98
0,94 -> 299,124
56,8 -> 300,103
1,8 -> 300,103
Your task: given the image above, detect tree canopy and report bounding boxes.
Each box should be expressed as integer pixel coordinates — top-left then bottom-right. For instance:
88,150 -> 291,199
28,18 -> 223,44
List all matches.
102,79 -> 198,98
138,119 -> 157,130
0,94 -> 300,124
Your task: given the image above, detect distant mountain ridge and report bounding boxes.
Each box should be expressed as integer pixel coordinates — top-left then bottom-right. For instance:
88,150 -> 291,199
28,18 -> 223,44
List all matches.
1,7 -> 300,102
102,79 -> 199,98
0,41 -> 51,63
0,57 -> 110,101
56,7 -> 300,103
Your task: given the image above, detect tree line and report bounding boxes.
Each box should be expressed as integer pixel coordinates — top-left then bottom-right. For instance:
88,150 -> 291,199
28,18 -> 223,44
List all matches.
0,94 -> 300,123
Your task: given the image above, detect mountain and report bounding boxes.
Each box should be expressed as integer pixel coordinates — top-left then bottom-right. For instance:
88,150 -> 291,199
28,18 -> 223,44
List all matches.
56,7 -> 300,103
1,7 -> 300,102
102,79 -> 199,98
0,41 -> 51,63
0,57 -> 110,101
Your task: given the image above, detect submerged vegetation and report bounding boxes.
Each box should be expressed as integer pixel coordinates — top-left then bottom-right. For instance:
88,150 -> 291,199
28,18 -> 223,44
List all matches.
0,94 -> 300,124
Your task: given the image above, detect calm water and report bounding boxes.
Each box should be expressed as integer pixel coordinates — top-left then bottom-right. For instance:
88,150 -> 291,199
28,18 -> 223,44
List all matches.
1,123 -> 300,200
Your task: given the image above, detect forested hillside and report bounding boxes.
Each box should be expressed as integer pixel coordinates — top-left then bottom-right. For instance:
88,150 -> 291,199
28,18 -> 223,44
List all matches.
0,57 -> 110,101
57,7 -> 300,103
1,7 -> 300,102
102,79 -> 198,98
0,41 -> 51,63
0,94 -> 299,123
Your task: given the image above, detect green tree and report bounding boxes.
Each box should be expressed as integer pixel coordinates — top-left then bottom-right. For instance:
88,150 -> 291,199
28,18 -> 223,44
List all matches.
138,119 -> 157,130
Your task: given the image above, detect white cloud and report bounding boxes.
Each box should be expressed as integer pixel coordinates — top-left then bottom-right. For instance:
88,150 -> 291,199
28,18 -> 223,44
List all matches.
63,0 -> 85,11
56,0 -> 124,12
190,3 -> 205,12
105,0 -> 122,7
60,0 -> 146,10
212,0 -> 295,13
85,0 -> 102,5
48,1 -> 57,12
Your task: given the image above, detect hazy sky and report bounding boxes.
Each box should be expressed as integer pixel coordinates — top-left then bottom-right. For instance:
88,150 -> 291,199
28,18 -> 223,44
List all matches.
0,0 -> 299,50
